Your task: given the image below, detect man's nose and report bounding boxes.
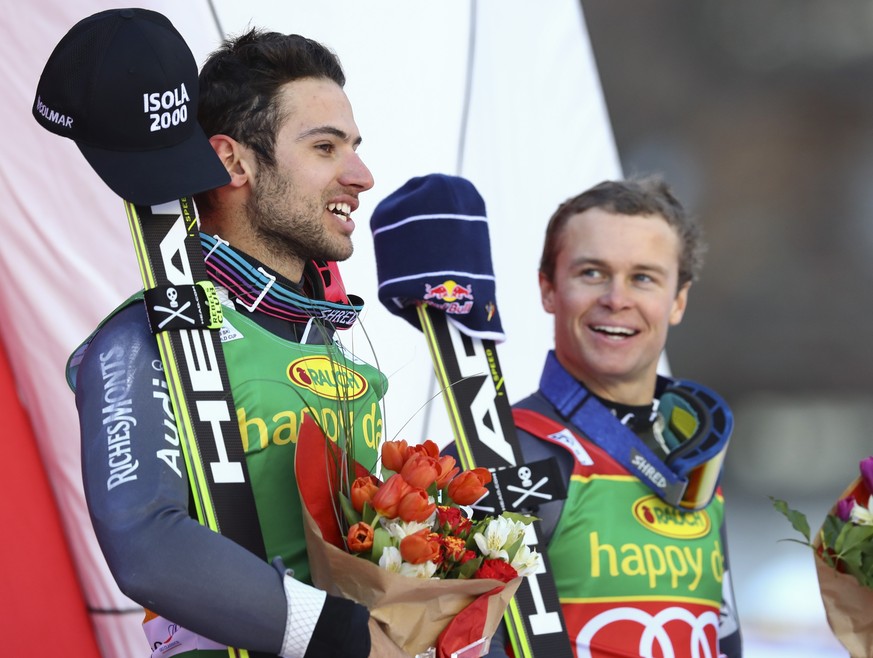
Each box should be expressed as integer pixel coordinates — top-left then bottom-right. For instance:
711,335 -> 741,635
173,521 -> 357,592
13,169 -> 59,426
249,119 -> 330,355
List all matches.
341,152 -> 374,192
599,279 -> 632,309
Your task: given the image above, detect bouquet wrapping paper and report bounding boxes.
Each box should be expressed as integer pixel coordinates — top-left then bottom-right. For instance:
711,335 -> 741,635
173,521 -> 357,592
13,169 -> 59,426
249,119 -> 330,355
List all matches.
813,476 -> 873,658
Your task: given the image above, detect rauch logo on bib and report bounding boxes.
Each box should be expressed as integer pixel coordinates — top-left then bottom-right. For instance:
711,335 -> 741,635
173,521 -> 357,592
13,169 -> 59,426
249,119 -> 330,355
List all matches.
632,494 -> 711,539
287,356 -> 368,400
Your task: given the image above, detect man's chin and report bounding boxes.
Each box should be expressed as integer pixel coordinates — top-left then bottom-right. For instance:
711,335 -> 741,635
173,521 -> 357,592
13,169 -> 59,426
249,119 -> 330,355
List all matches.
335,243 -> 353,262
321,241 -> 353,263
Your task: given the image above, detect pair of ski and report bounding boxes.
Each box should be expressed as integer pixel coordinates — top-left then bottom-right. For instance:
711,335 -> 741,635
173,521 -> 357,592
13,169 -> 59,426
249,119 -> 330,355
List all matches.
127,199 -> 572,657
125,199 -> 268,658
416,306 -> 573,658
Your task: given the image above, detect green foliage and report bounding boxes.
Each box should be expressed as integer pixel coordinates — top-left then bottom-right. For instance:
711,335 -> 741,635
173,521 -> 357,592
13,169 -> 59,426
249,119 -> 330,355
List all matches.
362,501 -> 377,526
457,556 -> 483,580
772,494 -> 873,592
371,526 -> 393,563
501,511 -> 539,526
770,496 -> 811,543
835,523 -> 873,589
338,491 -> 361,527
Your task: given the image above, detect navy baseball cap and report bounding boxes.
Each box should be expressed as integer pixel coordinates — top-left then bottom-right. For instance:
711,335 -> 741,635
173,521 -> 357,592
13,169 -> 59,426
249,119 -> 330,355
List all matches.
33,8 -> 230,206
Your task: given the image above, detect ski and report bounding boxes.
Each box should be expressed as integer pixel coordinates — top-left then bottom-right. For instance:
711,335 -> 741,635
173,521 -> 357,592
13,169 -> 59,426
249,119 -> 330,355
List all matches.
125,197 -> 269,658
416,305 -> 574,658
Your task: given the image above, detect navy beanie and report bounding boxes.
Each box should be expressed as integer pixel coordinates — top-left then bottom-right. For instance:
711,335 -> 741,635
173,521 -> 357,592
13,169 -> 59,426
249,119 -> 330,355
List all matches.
370,174 -> 505,342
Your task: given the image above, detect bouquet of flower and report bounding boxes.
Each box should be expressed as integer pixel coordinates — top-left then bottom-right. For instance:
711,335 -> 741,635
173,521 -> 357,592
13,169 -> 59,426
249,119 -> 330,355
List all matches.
772,456 -> 873,657
295,416 -> 535,658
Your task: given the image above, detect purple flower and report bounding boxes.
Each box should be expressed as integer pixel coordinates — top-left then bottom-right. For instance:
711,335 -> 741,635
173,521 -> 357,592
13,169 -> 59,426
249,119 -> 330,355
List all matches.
860,456 -> 873,494
836,496 -> 856,522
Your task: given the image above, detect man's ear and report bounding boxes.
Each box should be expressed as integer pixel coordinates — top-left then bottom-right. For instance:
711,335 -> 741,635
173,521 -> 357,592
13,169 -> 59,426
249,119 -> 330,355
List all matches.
539,271 -> 556,314
669,282 -> 691,326
208,134 -> 251,188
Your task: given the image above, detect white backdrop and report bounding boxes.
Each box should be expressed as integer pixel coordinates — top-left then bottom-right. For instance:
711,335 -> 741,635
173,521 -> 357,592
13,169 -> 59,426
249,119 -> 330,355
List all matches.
0,1 -> 620,655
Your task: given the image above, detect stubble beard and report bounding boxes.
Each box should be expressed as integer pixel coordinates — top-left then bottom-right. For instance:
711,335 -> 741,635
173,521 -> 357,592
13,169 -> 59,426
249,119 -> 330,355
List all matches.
246,165 -> 353,267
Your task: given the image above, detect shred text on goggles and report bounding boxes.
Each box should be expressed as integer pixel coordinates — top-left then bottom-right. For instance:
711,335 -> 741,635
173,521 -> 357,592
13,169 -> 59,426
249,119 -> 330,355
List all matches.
538,351 -> 733,511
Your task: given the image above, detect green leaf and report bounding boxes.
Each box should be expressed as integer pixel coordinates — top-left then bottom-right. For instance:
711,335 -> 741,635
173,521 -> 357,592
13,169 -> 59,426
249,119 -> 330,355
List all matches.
770,496 -> 811,542
338,491 -> 361,527
466,530 -> 482,551
834,523 -> 873,581
832,518 -> 855,555
504,536 -> 525,563
838,523 -> 873,556
362,501 -> 377,526
858,541 -> 873,589
500,511 -> 539,525
371,526 -> 393,563
458,556 -> 483,579
818,518 -> 873,589
821,514 -> 844,550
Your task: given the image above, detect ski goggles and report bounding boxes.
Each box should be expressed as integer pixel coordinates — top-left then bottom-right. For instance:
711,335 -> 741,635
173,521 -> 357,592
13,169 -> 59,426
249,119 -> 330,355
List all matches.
654,379 -> 733,511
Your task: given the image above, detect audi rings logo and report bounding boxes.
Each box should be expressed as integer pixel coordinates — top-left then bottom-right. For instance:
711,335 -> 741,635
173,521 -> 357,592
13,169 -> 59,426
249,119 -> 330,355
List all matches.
576,607 -> 719,658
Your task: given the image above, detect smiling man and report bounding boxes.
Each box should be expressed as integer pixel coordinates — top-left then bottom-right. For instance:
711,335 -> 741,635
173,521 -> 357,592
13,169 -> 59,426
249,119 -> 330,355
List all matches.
66,17 -> 402,658
541,201 -> 690,406
486,178 -> 743,658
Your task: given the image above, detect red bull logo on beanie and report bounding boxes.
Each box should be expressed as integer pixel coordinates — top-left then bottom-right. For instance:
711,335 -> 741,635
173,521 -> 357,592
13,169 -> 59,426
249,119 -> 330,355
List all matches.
423,280 -> 474,315
632,494 -> 711,539
424,279 -> 474,302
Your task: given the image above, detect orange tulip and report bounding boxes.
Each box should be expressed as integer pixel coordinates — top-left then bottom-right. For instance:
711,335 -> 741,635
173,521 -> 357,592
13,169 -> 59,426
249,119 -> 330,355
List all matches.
371,473 -> 410,518
409,439 -> 440,460
400,528 -> 442,565
435,455 -> 460,489
447,467 -> 492,506
400,453 -> 439,490
347,522 -> 374,553
381,439 -> 409,472
397,488 -> 437,523
350,475 -> 380,513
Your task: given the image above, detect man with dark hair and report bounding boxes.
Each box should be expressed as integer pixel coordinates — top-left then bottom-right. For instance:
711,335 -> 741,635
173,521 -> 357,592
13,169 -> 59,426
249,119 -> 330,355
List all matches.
68,22 -> 404,658
488,177 -> 742,657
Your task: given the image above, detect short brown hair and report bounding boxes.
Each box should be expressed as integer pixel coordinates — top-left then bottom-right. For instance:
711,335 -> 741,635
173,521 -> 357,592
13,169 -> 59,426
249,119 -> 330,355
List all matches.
539,176 -> 705,289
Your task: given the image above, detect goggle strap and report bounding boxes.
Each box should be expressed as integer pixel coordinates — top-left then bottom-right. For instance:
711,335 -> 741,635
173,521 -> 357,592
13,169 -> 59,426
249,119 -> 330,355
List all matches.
539,352 -> 688,505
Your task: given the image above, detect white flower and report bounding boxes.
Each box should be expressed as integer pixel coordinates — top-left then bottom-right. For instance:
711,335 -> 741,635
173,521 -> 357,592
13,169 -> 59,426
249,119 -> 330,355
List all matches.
510,544 -> 542,579
399,560 -> 439,579
850,498 -> 873,526
379,546 -> 403,573
473,516 -> 516,561
506,519 -> 528,547
381,518 -> 433,541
